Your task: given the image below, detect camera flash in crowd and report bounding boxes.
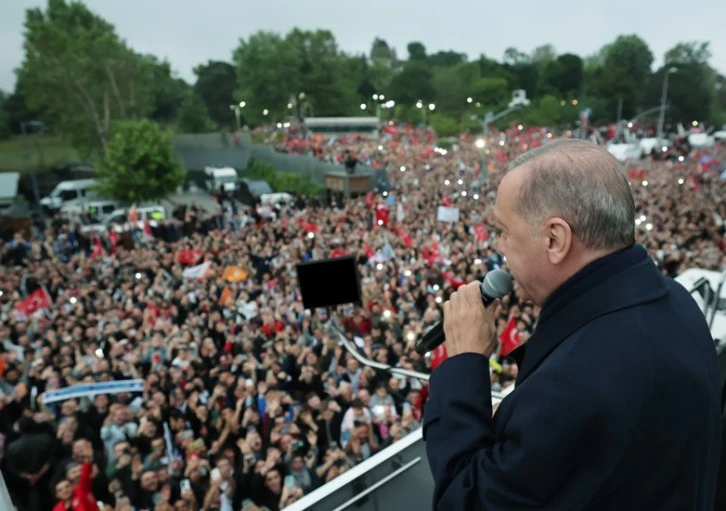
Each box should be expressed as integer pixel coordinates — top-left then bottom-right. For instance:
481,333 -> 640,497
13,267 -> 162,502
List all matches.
678,156 -> 684,162
646,223 -> 653,231
640,215 -> 647,222
642,180 -> 648,187
95,348 -> 104,358
678,178 -> 684,185
474,258 -> 482,265
461,191 -> 467,197
377,220 -> 384,226
473,193 -> 479,200
135,273 -> 142,280
383,310 -> 392,319
475,139 -> 485,149
407,332 -> 416,342
404,270 -> 412,277
69,297 -> 77,304
382,191 -> 388,197
435,296 -> 443,304
444,179 -> 450,186
307,232 -> 315,239
433,284 -> 440,291
376,263 -> 384,271
400,166 -> 406,172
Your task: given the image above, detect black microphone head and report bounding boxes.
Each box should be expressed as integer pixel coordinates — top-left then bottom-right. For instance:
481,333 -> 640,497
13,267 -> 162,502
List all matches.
481,270 -> 513,299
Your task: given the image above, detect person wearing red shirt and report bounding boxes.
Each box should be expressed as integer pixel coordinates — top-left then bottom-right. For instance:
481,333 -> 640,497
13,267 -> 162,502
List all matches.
53,462 -> 99,511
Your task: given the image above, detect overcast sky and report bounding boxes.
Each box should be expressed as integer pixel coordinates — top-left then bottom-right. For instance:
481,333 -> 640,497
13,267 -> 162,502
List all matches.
2,0 -> 725,92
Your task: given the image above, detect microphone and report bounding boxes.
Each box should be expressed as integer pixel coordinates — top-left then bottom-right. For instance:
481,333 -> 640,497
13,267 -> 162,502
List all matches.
415,269 -> 513,355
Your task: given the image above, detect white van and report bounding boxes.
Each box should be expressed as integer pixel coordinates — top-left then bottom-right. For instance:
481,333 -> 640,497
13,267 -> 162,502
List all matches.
60,199 -> 120,221
204,167 -> 238,192
81,205 -> 167,234
40,179 -> 98,210
260,192 -> 293,206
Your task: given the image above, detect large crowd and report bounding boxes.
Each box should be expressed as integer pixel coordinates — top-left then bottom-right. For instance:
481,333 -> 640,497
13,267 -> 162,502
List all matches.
1,120 -> 724,511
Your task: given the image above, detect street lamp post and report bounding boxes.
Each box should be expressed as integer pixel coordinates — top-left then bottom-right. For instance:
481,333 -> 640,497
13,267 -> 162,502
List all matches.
20,120 -> 45,223
479,90 -> 530,183
416,101 -> 435,143
229,101 -> 246,131
657,67 -> 677,143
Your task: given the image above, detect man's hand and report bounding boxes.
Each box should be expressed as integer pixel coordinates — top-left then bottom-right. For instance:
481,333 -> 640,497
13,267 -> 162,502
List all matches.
443,281 -> 497,358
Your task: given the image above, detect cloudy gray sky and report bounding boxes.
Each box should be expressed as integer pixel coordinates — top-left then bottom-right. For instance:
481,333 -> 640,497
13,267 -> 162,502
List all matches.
2,0 -> 725,92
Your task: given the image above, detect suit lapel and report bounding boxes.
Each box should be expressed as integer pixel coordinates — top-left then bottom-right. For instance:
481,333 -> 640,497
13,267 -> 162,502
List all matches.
516,257 -> 668,385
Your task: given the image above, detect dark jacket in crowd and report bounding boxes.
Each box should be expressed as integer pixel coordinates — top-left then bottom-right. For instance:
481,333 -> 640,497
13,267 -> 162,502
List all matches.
423,244 -> 722,510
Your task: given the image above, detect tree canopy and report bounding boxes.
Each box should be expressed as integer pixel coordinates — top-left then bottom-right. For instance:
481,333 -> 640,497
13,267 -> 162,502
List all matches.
94,119 -> 186,203
3,0 -> 725,149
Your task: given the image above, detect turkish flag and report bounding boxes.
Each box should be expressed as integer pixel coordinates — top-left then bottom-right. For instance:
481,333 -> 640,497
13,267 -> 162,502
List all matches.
300,220 -> 318,233
374,205 -> 389,227
177,249 -> 204,266
430,344 -> 448,370
15,287 -> 52,318
474,224 -> 489,242
91,238 -> 103,259
499,317 -> 521,357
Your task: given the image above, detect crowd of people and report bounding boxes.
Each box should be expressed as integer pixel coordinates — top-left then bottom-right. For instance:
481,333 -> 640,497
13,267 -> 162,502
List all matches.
1,119 -> 724,511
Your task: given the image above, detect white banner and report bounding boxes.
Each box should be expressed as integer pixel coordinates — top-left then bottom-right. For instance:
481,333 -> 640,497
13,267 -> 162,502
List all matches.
182,261 -> 212,280
437,206 -> 460,223
41,379 -> 144,404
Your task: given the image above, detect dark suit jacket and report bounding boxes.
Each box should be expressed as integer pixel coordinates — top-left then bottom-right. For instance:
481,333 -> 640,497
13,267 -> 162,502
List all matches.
423,244 -> 721,510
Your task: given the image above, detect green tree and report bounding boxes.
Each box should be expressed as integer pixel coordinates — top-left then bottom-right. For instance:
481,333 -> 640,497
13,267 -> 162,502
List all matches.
407,42 -> 427,61
530,44 -> 557,67
555,54 -> 584,97
389,60 -> 435,106
18,0 -> 154,158
665,42 -> 712,66
429,114 -> 459,137
370,37 -> 394,66
428,51 -> 467,67
367,62 -> 396,94
0,91 -> 11,139
593,35 -> 654,119
432,67 -> 467,118
233,31 -> 301,124
646,41 -> 716,124
95,119 -> 186,203
193,60 -> 238,128
142,56 -> 189,124
503,47 -> 530,66
177,91 -> 215,133
285,29 -> 349,117
714,75 -> 726,126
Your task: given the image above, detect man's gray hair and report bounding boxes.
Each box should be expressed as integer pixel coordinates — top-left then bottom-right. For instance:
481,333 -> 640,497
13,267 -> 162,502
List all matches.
510,139 -> 635,251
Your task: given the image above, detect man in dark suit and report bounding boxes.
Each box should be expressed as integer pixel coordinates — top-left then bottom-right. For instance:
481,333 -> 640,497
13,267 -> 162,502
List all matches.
423,139 -> 722,510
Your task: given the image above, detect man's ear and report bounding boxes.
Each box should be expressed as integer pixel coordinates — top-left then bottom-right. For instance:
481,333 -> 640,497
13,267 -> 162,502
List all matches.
544,217 -> 572,265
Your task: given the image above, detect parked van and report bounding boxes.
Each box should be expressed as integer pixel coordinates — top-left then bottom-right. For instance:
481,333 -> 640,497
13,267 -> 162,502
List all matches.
204,167 -> 238,192
60,199 -> 120,222
81,205 -> 166,233
40,179 -> 98,211
260,192 -> 293,206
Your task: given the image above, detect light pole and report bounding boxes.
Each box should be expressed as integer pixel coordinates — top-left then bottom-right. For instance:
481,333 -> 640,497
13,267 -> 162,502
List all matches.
657,67 -> 677,142
229,101 -> 246,131
478,90 -> 530,184
372,94 -> 384,119
416,101 -> 435,143
20,120 -> 46,223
